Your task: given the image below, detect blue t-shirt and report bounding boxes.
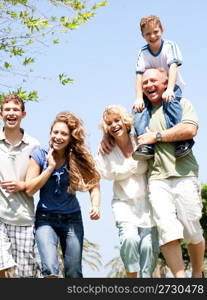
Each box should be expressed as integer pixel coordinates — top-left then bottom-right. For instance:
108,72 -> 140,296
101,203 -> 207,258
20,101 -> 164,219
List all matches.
30,147 -> 81,214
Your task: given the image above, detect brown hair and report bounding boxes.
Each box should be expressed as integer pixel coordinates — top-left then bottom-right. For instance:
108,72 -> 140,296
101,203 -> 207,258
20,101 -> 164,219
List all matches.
140,15 -> 163,35
0,94 -> 25,112
51,112 -> 100,194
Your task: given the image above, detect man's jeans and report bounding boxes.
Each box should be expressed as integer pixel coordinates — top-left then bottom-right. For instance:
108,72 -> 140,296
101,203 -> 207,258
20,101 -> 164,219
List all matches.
35,210 -> 84,278
132,85 -> 182,150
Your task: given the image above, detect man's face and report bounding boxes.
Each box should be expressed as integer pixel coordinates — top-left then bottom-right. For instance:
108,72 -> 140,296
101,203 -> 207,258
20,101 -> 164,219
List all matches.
142,69 -> 167,105
0,100 -> 26,130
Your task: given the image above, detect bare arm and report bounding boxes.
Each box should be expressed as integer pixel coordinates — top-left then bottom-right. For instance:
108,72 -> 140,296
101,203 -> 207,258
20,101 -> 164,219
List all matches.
135,73 -> 143,100
25,149 -> 56,196
162,62 -> 178,102
133,73 -> 145,112
99,133 -> 115,155
0,180 -> 26,193
168,63 -> 177,91
89,184 -> 101,220
137,123 -> 197,145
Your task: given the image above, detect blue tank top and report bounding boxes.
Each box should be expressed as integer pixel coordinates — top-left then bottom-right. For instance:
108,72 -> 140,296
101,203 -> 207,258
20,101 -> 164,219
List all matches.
30,147 -> 81,214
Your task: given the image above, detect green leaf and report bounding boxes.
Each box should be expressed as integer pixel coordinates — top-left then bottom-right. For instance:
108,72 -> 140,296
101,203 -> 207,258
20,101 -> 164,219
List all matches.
4,62 -> 11,69
11,46 -> 24,56
25,39 -> 34,45
92,1 -> 107,10
23,57 -> 35,66
58,73 -> 74,85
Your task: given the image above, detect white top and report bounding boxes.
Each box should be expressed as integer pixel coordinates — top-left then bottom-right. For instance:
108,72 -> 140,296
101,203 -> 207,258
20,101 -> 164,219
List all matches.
136,39 -> 185,89
96,132 -> 155,228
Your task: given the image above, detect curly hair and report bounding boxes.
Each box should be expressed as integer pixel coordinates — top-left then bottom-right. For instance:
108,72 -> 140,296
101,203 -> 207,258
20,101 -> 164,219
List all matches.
140,15 -> 163,35
51,112 -> 100,194
100,105 -> 133,135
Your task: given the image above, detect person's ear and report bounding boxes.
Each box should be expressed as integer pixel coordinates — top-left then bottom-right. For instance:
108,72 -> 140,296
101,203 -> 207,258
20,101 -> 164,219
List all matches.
22,111 -> 26,119
164,79 -> 168,87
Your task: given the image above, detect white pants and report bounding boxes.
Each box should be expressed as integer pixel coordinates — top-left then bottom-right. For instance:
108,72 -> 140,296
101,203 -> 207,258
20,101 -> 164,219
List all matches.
148,177 -> 203,246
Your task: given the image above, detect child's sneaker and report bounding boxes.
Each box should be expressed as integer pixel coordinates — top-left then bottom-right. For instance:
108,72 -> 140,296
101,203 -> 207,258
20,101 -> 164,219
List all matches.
132,145 -> 154,161
175,139 -> 195,158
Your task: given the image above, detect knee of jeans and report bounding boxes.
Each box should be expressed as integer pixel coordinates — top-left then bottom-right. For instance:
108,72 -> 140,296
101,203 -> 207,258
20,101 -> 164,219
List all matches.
120,234 -> 139,250
142,239 -> 159,257
140,234 -> 153,251
141,230 -> 159,254
120,237 -> 140,265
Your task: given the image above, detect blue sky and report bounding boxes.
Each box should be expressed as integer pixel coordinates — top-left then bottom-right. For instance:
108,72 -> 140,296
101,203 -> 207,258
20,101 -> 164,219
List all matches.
2,0 -> 207,277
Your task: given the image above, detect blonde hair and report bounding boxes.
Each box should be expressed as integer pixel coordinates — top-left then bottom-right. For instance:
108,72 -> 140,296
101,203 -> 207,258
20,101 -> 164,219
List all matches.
100,105 -> 133,135
51,112 -> 100,194
144,67 -> 168,81
140,15 -> 163,35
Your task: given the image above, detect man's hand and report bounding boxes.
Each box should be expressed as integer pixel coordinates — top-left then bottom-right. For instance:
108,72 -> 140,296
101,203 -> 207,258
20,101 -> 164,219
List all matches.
0,180 -> 25,193
137,127 -> 157,145
99,134 -> 115,155
162,89 -> 175,102
133,98 -> 145,112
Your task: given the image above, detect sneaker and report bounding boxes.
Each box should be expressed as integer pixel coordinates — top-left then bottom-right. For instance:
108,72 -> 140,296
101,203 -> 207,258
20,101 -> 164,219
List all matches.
132,145 -> 154,161
175,139 -> 195,159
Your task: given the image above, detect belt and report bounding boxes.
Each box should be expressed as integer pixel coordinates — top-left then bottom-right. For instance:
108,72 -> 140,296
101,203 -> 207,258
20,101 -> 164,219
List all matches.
36,210 -> 80,220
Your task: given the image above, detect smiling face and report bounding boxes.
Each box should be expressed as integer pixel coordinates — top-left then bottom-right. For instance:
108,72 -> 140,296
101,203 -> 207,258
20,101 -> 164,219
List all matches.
142,23 -> 163,50
0,100 -> 26,130
142,69 -> 168,105
50,121 -> 71,153
104,113 -> 128,140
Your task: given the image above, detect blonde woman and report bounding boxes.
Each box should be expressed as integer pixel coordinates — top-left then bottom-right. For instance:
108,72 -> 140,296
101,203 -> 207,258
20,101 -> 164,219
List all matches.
25,112 -> 100,278
96,105 -> 159,278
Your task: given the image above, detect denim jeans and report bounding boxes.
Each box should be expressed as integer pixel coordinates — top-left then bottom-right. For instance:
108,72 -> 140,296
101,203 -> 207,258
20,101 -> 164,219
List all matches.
35,210 -> 84,278
116,222 -> 160,277
132,85 -> 182,150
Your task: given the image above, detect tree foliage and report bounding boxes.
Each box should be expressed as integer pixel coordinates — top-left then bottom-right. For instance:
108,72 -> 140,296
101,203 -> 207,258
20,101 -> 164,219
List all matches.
105,246 -> 127,278
82,238 -> 102,271
0,0 -> 106,101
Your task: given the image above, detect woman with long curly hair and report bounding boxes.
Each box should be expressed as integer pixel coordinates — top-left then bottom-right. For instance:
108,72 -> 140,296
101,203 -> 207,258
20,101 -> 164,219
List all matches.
25,112 -> 100,278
